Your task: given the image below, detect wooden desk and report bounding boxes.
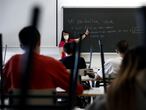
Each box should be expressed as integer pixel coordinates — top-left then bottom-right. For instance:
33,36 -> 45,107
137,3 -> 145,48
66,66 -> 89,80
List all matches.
56,87 -> 104,97
79,87 -> 104,96
81,75 -> 95,81
56,87 -> 104,107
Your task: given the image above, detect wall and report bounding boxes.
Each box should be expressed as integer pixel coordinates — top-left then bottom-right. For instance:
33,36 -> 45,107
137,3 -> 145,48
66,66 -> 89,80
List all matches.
0,0 -> 56,47
58,0 -> 146,43
0,0 -> 59,64
57,0 -> 146,69
1,0 -> 146,69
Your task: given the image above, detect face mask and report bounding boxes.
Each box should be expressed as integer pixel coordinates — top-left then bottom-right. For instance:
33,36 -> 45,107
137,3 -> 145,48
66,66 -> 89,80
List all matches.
64,34 -> 69,40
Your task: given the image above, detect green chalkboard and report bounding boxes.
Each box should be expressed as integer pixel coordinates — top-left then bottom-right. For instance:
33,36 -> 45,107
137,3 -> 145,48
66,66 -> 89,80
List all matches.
63,8 -> 144,52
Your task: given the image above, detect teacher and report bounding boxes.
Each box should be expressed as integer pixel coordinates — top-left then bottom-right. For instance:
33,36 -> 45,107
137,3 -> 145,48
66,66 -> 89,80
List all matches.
59,29 -> 89,58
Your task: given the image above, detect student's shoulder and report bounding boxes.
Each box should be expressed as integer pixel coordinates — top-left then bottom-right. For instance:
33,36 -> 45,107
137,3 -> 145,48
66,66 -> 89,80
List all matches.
5,54 -> 22,65
59,41 -> 65,47
39,54 -> 56,61
106,57 -> 119,64
106,58 -> 115,62
106,57 -> 122,64
39,54 -> 63,65
59,56 -> 70,63
80,57 -> 85,61
9,54 -> 22,60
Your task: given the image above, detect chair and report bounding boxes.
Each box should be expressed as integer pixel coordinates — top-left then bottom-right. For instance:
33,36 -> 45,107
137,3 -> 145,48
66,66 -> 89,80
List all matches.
8,89 -> 69,110
9,89 -> 55,105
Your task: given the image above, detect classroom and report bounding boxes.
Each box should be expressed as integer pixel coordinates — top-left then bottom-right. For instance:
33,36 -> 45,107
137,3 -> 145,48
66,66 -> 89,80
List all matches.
0,0 -> 146,110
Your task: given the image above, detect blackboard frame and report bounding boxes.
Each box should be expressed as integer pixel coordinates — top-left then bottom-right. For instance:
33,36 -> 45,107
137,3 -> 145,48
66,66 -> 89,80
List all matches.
63,8 -> 144,52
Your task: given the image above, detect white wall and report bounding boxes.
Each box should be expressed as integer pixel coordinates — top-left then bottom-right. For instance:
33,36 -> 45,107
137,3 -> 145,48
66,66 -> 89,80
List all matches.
0,0 -> 56,47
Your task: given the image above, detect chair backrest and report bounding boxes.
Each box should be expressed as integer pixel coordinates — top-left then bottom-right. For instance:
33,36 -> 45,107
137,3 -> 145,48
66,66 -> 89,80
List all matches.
10,89 -> 56,106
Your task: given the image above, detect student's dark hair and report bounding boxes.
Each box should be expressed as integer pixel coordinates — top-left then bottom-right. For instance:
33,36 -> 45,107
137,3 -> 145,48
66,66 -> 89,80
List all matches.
64,42 -> 76,55
19,26 -> 40,49
61,30 -> 70,41
116,40 -> 129,54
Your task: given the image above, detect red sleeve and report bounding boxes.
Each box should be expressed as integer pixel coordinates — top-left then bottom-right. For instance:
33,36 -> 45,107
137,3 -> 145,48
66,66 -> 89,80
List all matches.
3,58 -> 13,93
59,41 -> 65,47
69,39 -> 75,43
61,51 -> 66,59
3,55 -> 20,93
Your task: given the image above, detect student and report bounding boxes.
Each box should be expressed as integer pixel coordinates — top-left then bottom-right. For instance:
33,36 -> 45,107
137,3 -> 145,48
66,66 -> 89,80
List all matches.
97,40 -> 129,79
3,26 -> 83,95
86,46 -> 146,110
60,41 -> 91,107
59,29 -> 89,58
60,41 -> 86,69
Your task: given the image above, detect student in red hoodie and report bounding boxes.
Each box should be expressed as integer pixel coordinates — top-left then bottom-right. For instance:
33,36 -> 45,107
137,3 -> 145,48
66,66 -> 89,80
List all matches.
3,26 -> 83,95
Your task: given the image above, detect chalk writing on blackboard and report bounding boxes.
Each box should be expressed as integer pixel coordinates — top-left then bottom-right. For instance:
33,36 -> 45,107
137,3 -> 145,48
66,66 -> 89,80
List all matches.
63,8 -> 144,52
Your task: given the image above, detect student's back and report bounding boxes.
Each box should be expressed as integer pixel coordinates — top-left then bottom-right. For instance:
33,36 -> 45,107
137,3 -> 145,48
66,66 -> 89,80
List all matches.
4,53 -> 71,90
60,55 -> 86,69
60,42 -> 86,69
97,40 -> 129,78
3,26 -> 83,95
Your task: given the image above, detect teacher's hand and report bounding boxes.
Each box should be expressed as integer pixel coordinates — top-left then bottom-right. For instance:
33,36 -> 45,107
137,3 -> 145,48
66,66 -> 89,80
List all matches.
85,28 -> 89,36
